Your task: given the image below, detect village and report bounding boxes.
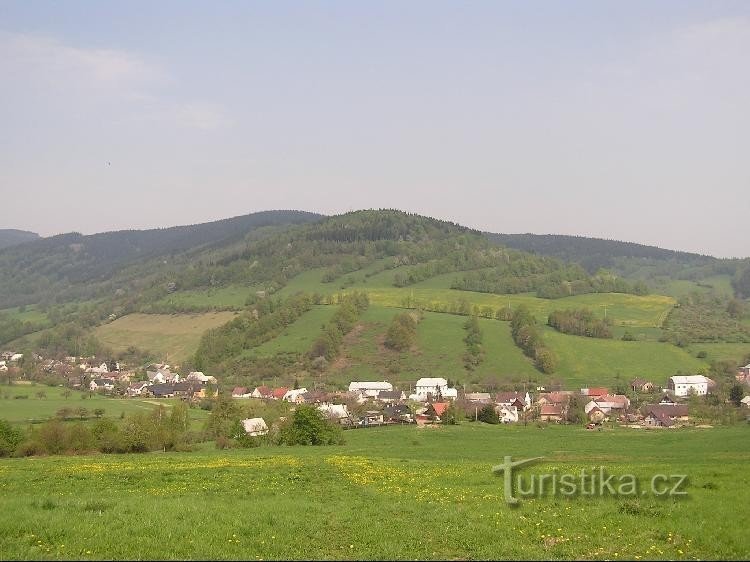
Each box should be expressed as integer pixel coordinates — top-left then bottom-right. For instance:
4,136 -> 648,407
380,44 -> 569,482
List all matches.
4,348 -> 750,437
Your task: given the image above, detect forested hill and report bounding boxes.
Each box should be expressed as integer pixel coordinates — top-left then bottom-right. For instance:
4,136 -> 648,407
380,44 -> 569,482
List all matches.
0,229 -> 39,249
485,233 -> 716,272
0,210 -> 322,308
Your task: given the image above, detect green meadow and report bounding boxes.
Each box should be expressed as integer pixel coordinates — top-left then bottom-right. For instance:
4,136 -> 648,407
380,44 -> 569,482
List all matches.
0,384 -> 209,428
0,423 -> 748,560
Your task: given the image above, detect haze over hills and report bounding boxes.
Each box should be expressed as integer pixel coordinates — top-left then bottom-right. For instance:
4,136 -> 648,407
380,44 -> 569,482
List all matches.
0,229 -> 39,249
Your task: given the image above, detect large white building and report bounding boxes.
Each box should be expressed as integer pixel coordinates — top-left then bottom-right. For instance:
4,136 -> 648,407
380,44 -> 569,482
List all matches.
409,377 -> 458,401
348,381 -> 393,398
668,375 -> 714,397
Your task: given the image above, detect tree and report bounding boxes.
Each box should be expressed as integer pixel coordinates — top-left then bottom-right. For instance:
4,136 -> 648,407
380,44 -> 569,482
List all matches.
0,419 -> 23,457
477,404 -> 499,424
93,408 -> 105,419
63,389 -> 71,399
75,407 -> 88,420
278,404 -> 341,445
727,299 -> 745,320
729,384 -> 744,407
535,348 -> 558,374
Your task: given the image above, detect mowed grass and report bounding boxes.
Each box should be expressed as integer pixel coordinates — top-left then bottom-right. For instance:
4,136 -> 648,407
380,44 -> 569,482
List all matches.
352,287 -> 674,328
543,328 -> 710,388
94,312 -> 238,363
684,343 -> 750,365
0,384 -> 209,428
0,424 -> 748,560
251,305 -> 338,356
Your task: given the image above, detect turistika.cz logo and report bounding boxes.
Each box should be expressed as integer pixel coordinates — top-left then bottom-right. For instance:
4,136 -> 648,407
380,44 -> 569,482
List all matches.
492,456 -> 688,505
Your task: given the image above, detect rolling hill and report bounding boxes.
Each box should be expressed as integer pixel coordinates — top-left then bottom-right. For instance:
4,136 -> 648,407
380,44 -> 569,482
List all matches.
0,229 -> 39,249
3,209 -> 749,393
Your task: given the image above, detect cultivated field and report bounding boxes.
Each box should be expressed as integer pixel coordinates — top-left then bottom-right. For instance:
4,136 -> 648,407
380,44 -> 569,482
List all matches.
0,424 -> 747,560
94,312 -> 238,363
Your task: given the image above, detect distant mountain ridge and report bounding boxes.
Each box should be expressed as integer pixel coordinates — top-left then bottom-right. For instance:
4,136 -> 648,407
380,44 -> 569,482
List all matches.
0,229 -> 39,249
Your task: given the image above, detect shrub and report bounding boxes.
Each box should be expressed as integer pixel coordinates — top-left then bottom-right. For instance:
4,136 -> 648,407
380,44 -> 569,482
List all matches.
278,405 -> 342,446
0,419 -> 23,457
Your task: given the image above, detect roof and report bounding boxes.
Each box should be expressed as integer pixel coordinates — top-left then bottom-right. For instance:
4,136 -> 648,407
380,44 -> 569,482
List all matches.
318,403 -> 349,419
631,378 -> 650,387
348,381 -> 393,392
645,411 -> 674,426
670,375 -> 712,385
581,387 -> 609,397
541,404 -> 563,416
539,391 -> 573,404
272,387 -> 288,399
377,390 -> 404,400
415,377 -> 448,388
643,404 -> 688,418
465,392 -> 491,401
241,418 -> 268,434
432,402 -> 450,417
232,387 -> 248,395
150,384 -> 175,396
495,392 -> 524,404
254,385 -> 273,396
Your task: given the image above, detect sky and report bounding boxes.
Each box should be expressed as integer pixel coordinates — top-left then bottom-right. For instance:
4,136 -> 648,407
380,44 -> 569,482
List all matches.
1,1 -> 748,258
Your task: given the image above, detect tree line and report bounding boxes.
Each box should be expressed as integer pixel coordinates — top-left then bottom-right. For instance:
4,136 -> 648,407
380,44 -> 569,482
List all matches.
547,308 -> 613,339
510,306 -> 558,374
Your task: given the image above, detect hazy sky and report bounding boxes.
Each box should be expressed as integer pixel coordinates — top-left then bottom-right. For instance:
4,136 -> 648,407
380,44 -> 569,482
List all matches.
1,1 -> 748,257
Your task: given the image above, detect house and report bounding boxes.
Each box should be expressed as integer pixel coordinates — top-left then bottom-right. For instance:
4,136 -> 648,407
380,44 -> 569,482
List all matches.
127,381 -> 151,397
495,391 -> 530,410
241,418 -> 269,437
318,403 -> 351,424
299,390 -> 330,404
668,375 -> 714,397
173,381 -> 204,399
85,362 -> 109,376
251,386 -> 273,399
741,396 -> 750,408
642,404 -> 689,424
1,352 -> 14,361
377,390 -> 406,403
232,387 -> 251,398
585,394 -> 630,415
539,404 -> 564,422
271,387 -> 288,400
358,411 -> 384,426
147,369 -> 179,384
587,405 -> 606,423
89,378 -> 115,392
496,404 -> 519,423
465,392 -> 492,403
644,410 -> 674,427
10,353 -> 23,363
348,381 -> 393,398
581,387 -> 609,398
537,391 -> 574,406
659,393 -> 676,404
738,364 -> 750,381
630,378 -> 654,392
186,372 -> 217,385
410,378 -> 458,401
149,384 -> 176,398
283,388 -> 308,403
384,404 -> 412,423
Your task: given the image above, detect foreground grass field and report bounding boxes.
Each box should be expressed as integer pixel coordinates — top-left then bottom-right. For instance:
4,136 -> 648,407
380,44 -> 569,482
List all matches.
0,424 -> 748,560
94,312 -> 238,363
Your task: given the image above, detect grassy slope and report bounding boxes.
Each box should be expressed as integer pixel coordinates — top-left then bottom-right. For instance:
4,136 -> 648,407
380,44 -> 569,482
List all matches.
94,312 -> 238,364
543,328 -> 709,388
251,305 -> 338,357
0,305 -> 49,324
154,286 -> 259,310
0,424 -> 748,560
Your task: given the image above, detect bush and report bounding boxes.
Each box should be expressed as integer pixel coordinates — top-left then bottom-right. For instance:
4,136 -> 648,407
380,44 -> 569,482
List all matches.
477,404 -> 499,424
0,419 -> 23,457
278,405 -> 342,446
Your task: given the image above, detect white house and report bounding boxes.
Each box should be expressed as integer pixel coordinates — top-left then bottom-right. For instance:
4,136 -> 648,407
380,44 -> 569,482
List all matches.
283,388 -> 308,402
318,403 -> 350,421
741,396 -> 750,408
187,371 -> 217,384
497,405 -> 519,424
409,377 -> 458,401
127,381 -> 151,397
89,378 -> 115,392
241,418 -> 269,437
10,353 -> 23,362
348,381 -> 393,398
668,375 -> 714,397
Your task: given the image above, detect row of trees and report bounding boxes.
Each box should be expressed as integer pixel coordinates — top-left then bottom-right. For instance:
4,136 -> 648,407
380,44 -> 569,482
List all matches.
194,293 -> 313,371
384,312 -> 419,351
0,404 -> 193,458
510,306 -> 558,374
463,315 -> 485,370
547,308 -> 613,339
308,292 -> 370,363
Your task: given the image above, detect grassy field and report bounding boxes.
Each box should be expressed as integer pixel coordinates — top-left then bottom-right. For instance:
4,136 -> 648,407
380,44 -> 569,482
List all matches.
0,423 -> 748,560
0,305 -> 49,325
543,328 -> 709,388
684,343 -> 750,365
155,286 -> 259,310
0,384 -> 210,428
94,312 -> 238,364
354,287 -> 674,328
250,305 -> 339,357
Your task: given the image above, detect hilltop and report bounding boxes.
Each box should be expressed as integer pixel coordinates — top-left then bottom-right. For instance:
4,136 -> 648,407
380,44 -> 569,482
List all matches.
0,229 -> 39,249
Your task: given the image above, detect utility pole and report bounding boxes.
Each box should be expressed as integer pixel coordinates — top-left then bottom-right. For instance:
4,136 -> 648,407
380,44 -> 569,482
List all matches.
475,406 -> 478,422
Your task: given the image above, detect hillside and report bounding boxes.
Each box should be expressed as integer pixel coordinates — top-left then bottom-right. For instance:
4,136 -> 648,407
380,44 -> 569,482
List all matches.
0,210 -> 322,308
5,209 -> 749,393
0,229 -> 39,249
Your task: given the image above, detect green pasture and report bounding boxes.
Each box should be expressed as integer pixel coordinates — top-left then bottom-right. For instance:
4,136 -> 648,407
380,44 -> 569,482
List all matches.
0,424 -> 747,560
